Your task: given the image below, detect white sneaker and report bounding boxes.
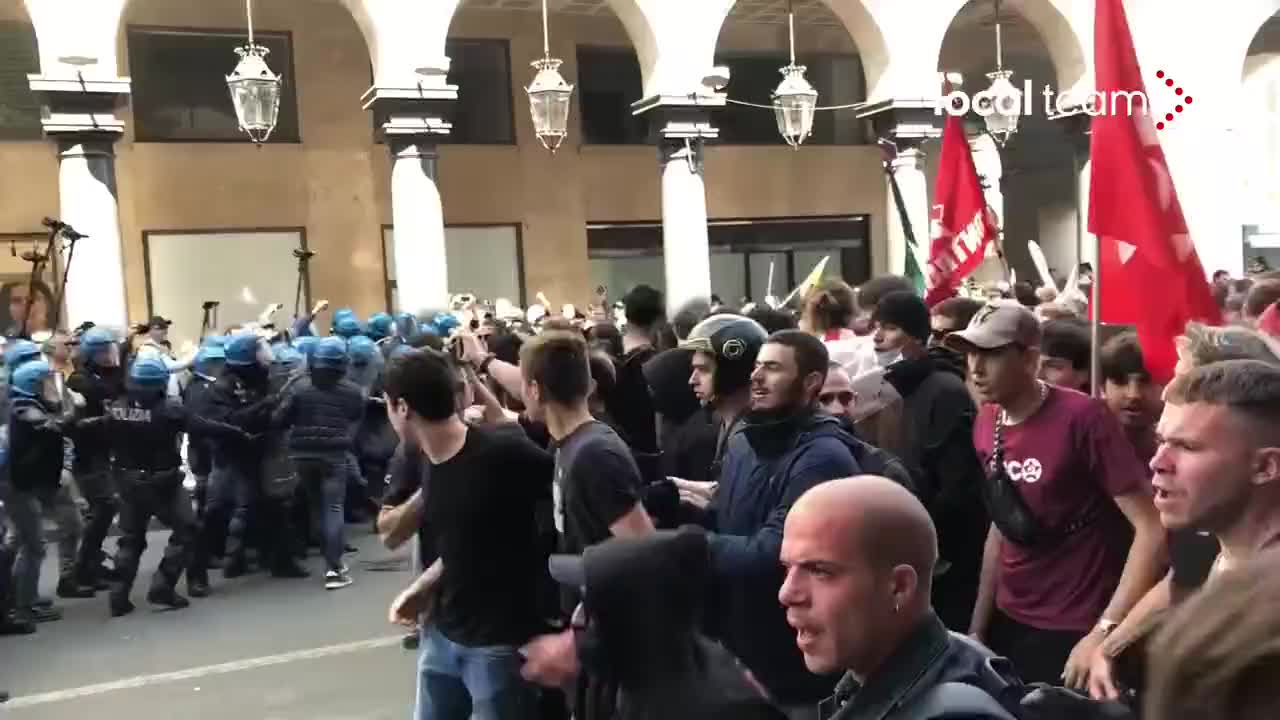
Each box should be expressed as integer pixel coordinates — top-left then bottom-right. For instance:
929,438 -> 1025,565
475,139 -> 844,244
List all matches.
324,569 -> 353,591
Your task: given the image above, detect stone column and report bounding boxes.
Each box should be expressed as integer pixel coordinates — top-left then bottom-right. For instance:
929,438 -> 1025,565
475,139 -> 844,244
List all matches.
28,74 -> 131,331
634,96 -> 723,315
858,99 -> 942,278
55,136 -> 128,330
363,84 -> 457,314
388,139 -> 447,314
659,137 -> 712,313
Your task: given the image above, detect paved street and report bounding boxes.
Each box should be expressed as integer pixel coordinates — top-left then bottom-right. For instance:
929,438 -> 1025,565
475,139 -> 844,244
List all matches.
1,526 -> 419,719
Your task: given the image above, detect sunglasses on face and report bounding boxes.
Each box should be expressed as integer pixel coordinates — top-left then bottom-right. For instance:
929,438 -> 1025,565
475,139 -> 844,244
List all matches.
820,391 -> 855,406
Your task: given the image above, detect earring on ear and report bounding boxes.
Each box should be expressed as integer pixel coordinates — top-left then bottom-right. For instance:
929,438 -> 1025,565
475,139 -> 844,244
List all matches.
893,601 -> 900,614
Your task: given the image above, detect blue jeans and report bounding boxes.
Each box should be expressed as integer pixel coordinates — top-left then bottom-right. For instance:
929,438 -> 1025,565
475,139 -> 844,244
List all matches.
2,486 -> 44,608
293,458 -> 346,572
414,625 -> 535,720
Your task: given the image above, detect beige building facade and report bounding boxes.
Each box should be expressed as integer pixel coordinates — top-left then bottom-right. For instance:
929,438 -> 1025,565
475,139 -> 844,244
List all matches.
1,0 -> 1278,341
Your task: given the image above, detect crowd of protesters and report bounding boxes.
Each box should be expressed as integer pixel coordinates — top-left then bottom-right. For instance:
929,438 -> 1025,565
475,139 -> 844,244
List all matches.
4,266 -> 1280,719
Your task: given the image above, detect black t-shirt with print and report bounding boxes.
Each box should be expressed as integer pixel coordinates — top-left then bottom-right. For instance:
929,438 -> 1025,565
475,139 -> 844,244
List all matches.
554,420 -> 644,558
424,424 -> 555,647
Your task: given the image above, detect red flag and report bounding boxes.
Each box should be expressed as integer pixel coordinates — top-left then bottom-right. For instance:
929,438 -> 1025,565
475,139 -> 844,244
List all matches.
1090,0 -> 1220,384
925,92 -> 998,308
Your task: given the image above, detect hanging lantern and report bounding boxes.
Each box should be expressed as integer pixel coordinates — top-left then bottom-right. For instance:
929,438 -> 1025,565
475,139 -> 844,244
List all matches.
774,64 -> 818,149
226,43 -> 281,144
226,0 -> 280,145
526,58 -> 574,153
980,69 -> 1021,146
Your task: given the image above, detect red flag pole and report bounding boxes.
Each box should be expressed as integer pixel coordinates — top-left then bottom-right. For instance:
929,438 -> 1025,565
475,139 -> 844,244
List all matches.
1090,232 -> 1101,397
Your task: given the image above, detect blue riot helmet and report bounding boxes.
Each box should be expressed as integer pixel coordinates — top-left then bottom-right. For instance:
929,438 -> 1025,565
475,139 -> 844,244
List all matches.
193,343 -> 227,378
432,313 -> 460,338
4,339 -> 41,370
311,337 -> 349,371
418,322 -> 437,338
366,313 -> 394,341
10,360 -> 52,399
129,357 -> 170,391
394,312 -> 418,338
272,341 -> 303,366
331,308 -> 356,333
292,335 -> 320,360
79,327 -> 122,369
201,335 -> 228,349
333,315 -> 363,339
347,336 -> 376,367
224,333 -> 264,367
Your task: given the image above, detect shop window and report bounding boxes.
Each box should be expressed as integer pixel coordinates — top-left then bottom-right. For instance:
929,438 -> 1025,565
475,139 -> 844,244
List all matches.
144,229 -> 307,348
588,216 -> 870,303
383,225 -> 524,310
0,21 -> 42,140
127,26 -> 301,143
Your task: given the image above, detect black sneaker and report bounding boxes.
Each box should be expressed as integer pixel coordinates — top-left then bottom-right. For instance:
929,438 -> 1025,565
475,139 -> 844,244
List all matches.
109,591 -> 136,618
26,604 -> 63,623
57,578 -> 97,599
0,610 -> 36,636
146,586 -> 190,610
32,596 -> 54,608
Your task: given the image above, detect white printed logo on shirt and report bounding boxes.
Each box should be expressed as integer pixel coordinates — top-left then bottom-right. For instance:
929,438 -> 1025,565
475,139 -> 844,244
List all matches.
1004,457 -> 1044,484
553,467 -> 566,534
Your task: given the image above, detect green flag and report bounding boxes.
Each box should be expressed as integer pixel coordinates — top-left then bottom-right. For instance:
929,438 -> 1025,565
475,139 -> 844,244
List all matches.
886,166 -> 926,295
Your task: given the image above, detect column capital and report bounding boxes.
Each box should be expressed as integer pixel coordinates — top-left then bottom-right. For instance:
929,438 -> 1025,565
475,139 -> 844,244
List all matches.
857,98 -> 942,146
1048,103 -> 1092,153
632,94 -> 724,142
361,84 -> 458,141
28,73 -> 131,138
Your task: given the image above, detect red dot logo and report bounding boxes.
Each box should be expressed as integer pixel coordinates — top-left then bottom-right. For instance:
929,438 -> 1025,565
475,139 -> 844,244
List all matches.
1155,70 -> 1193,131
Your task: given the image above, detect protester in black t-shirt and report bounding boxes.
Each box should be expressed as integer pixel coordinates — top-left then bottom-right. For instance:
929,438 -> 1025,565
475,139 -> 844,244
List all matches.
383,349 -> 554,720
605,285 -> 665,454
513,331 -> 654,720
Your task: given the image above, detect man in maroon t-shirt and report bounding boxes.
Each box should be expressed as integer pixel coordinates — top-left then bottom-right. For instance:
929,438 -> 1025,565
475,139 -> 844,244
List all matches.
945,301 -> 1167,687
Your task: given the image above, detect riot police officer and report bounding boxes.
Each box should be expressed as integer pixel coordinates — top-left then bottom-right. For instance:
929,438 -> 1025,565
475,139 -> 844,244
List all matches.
67,327 -> 124,590
204,333 -> 278,578
99,358 -> 248,617
183,338 -> 227,596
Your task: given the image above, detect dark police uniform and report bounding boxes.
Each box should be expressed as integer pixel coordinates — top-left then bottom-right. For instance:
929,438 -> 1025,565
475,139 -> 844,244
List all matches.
99,393 -> 246,612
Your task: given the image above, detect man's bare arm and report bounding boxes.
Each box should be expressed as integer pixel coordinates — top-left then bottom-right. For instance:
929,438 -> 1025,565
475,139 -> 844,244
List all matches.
377,489 -> 424,550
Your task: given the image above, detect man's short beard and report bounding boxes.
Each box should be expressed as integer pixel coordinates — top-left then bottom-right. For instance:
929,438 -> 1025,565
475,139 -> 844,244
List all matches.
1190,487 -> 1253,536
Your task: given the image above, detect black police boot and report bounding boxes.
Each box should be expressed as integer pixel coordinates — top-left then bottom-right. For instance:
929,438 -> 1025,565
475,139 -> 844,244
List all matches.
222,554 -> 247,579
25,604 -> 63,623
0,609 -> 36,636
109,588 -> 136,618
56,577 -> 97,599
186,571 -> 211,598
147,585 -> 190,610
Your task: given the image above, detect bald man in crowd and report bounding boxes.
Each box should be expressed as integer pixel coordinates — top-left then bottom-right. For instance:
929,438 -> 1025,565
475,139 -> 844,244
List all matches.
779,476 -> 1024,720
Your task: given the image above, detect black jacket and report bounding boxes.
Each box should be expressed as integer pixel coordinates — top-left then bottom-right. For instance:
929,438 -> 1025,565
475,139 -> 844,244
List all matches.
819,614 -> 1024,720
574,528 -> 787,720
606,346 -> 659,453
8,397 -> 75,492
274,369 -> 364,461
66,366 -> 121,474
204,367 -> 276,471
884,349 -> 989,630
96,393 -> 248,473
182,373 -> 218,476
